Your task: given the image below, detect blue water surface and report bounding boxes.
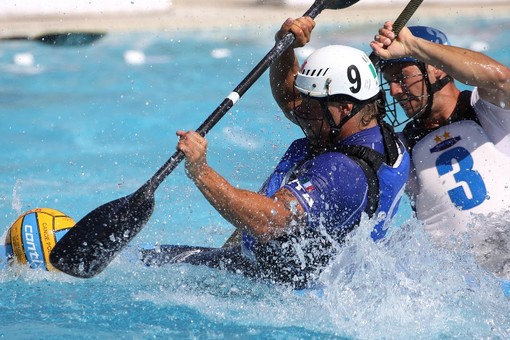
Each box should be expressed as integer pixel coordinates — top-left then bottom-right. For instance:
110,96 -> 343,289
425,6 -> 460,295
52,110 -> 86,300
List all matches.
1,14 -> 510,339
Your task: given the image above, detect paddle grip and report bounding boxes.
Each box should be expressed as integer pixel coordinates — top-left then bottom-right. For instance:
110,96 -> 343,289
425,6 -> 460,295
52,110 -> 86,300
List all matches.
368,0 -> 424,66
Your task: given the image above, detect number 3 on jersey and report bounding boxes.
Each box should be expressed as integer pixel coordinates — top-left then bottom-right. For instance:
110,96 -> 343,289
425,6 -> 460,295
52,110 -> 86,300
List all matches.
435,146 -> 487,210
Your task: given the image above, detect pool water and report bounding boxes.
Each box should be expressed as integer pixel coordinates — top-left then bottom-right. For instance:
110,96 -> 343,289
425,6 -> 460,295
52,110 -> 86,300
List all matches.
1,15 -> 510,338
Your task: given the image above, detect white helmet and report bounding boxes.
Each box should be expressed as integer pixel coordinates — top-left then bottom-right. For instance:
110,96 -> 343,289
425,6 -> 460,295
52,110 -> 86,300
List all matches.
294,45 -> 380,102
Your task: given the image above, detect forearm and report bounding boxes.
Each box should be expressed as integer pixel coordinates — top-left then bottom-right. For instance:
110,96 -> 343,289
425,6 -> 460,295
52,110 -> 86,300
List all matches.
410,39 -> 499,85
269,16 -> 314,116
410,38 -> 510,106
269,47 -> 301,114
191,163 -> 299,240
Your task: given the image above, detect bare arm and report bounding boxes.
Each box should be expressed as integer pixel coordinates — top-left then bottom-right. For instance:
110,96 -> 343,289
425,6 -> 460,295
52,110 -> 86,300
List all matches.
269,17 -> 316,122
177,130 -> 305,242
371,21 -> 510,109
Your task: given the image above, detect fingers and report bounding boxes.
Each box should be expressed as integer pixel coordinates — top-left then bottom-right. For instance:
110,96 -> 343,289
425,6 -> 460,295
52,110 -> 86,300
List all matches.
276,16 -> 315,48
176,130 -> 208,179
381,21 -> 396,40
176,130 -> 207,156
370,21 -> 411,60
372,21 -> 396,47
277,17 -> 294,40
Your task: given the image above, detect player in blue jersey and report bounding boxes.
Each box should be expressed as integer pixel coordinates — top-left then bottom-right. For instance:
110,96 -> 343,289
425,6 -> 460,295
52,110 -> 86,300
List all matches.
371,22 -> 510,284
140,17 -> 410,289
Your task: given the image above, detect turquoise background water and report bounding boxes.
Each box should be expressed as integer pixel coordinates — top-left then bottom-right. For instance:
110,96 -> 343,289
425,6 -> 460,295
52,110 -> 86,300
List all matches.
0,15 -> 509,338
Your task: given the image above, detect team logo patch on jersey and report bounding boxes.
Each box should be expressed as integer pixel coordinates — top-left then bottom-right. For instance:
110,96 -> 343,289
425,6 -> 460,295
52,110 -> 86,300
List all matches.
301,177 -> 315,192
430,131 -> 461,153
288,178 -> 315,208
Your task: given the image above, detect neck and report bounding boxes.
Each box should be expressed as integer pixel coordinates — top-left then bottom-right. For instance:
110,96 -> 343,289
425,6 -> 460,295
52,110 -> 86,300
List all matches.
419,85 -> 461,129
338,115 -> 377,140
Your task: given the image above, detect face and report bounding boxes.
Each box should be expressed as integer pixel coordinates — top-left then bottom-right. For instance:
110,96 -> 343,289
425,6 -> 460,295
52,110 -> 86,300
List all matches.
293,96 -> 335,149
382,62 -> 428,118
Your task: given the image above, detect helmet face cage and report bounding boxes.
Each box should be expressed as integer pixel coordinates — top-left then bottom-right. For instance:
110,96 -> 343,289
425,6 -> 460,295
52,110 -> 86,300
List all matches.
292,94 -> 331,149
378,25 -> 450,127
379,62 -> 431,127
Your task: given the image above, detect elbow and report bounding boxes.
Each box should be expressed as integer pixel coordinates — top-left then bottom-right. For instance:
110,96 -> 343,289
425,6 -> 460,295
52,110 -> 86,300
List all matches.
492,65 -> 510,93
478,65 -> 510,108
492,66 -> 510,109
247,219 -> 284,241
245,210 -> 296,242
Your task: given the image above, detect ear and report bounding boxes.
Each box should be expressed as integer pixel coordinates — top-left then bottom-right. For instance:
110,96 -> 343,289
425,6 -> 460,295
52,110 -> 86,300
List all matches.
338,103 -> 354,115
333,102 -> 355,125
427,64 -> 446,81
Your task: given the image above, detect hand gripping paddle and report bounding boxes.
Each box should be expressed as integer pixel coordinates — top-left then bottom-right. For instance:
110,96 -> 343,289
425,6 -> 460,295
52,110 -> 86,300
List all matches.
369,0 -> 424,65
50,0 -> 360,278
221,0 -> 425,249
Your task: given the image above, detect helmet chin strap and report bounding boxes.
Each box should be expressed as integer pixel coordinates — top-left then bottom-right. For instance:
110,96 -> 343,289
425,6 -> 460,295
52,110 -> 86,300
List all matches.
411,63 -> 453,122
322,102 -> 363,143
431,75 -> 453,93
321,92 -> 384,143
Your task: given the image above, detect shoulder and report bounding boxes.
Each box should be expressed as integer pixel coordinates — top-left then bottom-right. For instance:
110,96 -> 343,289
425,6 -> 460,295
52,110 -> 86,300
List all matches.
471,88 -> 510,149
280,138 -> 310,163
308,151 -> 368,188
288,138 -> 308,149
315,151 -> 363,169
283,138 -> 309,155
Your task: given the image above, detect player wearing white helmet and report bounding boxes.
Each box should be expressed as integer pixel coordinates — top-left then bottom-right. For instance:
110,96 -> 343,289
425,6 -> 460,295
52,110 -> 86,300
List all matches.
140,17 -> 409,290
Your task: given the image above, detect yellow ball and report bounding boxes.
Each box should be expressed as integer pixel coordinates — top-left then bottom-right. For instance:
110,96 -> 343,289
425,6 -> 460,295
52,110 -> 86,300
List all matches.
5,208 -> 75,271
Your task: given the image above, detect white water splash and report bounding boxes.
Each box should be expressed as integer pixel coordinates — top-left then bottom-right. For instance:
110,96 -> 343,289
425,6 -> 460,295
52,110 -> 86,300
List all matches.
11,179 -> 23,214
319,215 -> 510,338
470,210 -> 510,280
222,126 -> 261,150
115,213 -> 510,338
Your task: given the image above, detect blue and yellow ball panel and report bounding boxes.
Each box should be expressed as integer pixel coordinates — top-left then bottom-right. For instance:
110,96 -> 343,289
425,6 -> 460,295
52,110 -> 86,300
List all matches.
8,215 -> 27,265
21,212 -> 46,269
6,208 -> 75,271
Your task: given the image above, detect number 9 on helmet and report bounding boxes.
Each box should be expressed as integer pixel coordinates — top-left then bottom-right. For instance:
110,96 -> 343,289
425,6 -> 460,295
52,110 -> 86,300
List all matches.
294,45 -> 380,102
4,208 -> 75,271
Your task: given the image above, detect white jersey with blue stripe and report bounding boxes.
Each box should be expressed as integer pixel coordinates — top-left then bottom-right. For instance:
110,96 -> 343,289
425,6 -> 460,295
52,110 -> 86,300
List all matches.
411,89 -> 510,239
410,89 -> 510,279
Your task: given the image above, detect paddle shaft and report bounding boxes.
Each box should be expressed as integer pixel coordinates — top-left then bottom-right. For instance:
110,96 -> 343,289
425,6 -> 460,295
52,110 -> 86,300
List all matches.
145,0 -> 333,195
2,32 -> 105,46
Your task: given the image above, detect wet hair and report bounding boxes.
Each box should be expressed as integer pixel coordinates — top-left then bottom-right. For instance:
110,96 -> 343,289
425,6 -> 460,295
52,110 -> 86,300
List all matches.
360,91 -> 386,127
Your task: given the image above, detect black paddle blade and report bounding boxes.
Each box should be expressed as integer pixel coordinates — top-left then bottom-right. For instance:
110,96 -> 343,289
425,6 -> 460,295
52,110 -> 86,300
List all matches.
35,32 -> 105,47
304,0 -> 359,19
50,187 -> 155,278
325,0 -> 360,10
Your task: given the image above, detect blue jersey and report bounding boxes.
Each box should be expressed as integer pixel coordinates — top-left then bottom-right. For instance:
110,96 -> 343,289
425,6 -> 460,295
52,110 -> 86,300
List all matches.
242,124 -> 409,265
283,127 -> 385,233
260,125 -> 384,233
140,123 -> 409,290
284,131 -> 384,232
